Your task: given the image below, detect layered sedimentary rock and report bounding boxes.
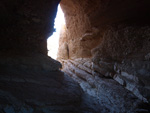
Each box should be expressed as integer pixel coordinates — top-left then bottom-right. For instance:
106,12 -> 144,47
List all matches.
91,26 -> 150,104
62,58 -> 150,112
58,0 -> 150,112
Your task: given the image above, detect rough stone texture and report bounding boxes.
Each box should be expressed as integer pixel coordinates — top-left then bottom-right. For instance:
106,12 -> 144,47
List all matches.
92,26 -> 150,60
1,0 -> 150,112
57,25 -> 69,60
0,54 -> 82,113
91,26 -> 150,103
61,58 -> 150,112
58,0 -> 150,112
58,0 -> 150,59
59,26 -> 150,112
0,0 -> 83,113
58,0 -> 102,59
0,0 -> 60,55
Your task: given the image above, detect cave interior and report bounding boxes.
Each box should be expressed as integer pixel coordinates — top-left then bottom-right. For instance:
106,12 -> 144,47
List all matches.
0,0 -> 150,113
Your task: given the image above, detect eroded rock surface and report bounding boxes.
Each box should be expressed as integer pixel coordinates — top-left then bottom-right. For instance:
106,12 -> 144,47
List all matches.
61,58 -> 150,112
0,0 -> 150,112
0,0 -> 83,113
58,0 -> 150,59
0,54 -> 82,113
0,0 -> 60,55
59,26 -> 150,112
58,0 -> 150,112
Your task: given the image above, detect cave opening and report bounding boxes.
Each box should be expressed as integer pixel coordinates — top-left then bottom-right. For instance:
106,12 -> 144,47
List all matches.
47,4 -> 65,59
0,0 -> 150,112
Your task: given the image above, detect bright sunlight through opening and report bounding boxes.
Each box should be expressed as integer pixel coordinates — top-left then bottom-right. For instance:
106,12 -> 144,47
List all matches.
47,5 -> 65,59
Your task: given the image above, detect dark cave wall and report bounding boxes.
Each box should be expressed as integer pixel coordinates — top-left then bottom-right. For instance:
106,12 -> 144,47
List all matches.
0,0 -> 60,55
0,0 -> 84,112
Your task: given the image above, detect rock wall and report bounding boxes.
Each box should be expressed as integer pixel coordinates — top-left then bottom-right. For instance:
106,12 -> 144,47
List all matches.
0,0 -> 60,55
62,58 -> 149,112
0,0 -> 84,112
0,0 -> 150,112
58,0 -> 150,112
0,55 -> 82,112
58,0 -> 150,59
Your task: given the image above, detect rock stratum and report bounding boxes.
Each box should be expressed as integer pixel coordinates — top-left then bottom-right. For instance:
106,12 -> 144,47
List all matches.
61,58 -> 150,112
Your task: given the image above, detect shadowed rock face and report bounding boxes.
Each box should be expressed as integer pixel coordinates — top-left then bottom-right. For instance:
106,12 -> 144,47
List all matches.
0,0 -> 83,112
0,0 -> 60,55
0,56 -> 82,112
